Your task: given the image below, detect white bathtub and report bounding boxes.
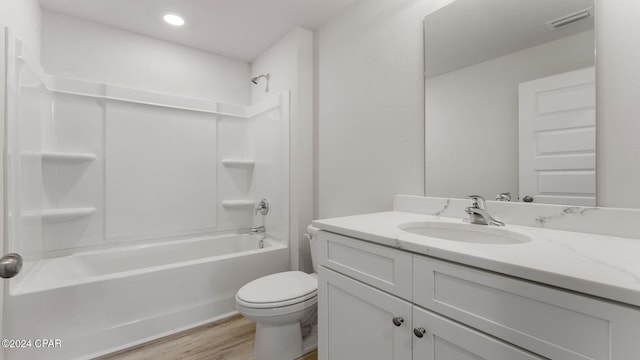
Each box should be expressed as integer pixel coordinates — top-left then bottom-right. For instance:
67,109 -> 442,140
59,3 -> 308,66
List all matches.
4,234 -> 289,360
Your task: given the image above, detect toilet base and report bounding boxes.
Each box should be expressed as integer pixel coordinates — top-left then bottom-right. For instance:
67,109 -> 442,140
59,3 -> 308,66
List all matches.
302,331 -> 318,354
254,322 -> 302,360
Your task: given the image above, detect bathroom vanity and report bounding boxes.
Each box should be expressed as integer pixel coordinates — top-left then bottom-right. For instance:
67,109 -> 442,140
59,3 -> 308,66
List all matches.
312,196 -> 640,360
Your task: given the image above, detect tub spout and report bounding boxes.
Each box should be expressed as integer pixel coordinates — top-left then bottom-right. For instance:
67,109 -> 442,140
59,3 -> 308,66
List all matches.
249,226 -> 265,235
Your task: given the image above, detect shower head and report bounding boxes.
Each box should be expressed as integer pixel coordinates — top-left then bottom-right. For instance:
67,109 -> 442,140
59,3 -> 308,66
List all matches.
250,73 -> 271,92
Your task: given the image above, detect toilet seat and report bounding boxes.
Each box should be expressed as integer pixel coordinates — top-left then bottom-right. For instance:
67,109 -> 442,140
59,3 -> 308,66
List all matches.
237,295 -> 317,319
236,271 -> 318,309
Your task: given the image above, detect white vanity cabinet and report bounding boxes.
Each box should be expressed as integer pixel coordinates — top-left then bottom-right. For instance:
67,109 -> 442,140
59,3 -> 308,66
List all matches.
316,230 -> 640,360
318,266 -> 413,359
319,266 -> 542,360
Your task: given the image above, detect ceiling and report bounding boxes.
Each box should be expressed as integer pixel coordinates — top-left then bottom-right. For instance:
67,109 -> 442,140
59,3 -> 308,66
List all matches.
425,0 -> 595,78
38,0 -> 357,62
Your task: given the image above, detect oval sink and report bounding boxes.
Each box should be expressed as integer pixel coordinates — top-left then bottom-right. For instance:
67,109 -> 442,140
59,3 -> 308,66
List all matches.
399,221 -> 531,245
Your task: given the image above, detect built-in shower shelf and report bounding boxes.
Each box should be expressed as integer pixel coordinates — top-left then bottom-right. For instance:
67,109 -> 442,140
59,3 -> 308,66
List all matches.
23,207 -> 97,223
42,152 -> 97,164
221,200 -> 254,210
222,159 -> 255,168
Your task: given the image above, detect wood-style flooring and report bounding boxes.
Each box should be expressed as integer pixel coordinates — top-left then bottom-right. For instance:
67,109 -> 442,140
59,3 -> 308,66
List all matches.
96,314 -> 317,360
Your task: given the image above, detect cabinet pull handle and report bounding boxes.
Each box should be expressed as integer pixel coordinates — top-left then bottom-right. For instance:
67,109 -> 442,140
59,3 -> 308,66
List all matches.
413,327 -> 426,338
392,316 -> 404,327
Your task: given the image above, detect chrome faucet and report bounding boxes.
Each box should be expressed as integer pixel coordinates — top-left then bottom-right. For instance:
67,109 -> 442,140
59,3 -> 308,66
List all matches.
465,195 -> 504,226
496,192 -> 512,202
249,225 -> 266,235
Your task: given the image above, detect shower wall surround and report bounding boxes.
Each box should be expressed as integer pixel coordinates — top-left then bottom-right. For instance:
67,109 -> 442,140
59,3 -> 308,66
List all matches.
8,46 -> 290,262
251,27 -> 314,272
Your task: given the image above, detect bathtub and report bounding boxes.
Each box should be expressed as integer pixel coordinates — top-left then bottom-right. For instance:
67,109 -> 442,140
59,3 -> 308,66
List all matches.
4,234 -> 289,360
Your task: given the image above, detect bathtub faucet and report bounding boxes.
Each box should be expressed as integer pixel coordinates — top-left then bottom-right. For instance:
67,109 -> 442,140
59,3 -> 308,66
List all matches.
249,226 -> 266,235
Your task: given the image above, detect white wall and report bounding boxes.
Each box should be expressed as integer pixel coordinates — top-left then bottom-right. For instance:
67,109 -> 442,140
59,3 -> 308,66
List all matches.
315,0 -> 455,218
425,30 -> 594,200
0,1 -> 43,250
41,11 -> 251,105
316,0 -> 640,212
1,0 -> 43,258
596,0 -> 640,209
0,0 -> 42,342
0,0 -> 41,62
251,28 -> 314,271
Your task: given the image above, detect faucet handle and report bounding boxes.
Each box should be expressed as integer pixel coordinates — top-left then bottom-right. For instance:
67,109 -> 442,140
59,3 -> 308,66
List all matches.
465,195 -> 486,209
255,199 -> 269,215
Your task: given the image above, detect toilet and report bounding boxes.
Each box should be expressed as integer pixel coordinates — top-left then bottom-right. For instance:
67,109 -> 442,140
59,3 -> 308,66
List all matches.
235,233 -> 318,360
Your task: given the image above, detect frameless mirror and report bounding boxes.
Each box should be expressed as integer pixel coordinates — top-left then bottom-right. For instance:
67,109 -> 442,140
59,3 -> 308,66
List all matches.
424,0 -> 595,205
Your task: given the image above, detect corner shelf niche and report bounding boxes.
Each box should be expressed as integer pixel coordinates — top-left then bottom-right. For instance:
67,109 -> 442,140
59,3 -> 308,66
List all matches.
42,152 -> 96,164
222,159 -> 255,169
23,207 -> 97,223
221,200 -> 254,210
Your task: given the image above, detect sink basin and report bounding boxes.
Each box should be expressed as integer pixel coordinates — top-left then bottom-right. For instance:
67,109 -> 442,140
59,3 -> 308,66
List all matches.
399,221 -> 532,245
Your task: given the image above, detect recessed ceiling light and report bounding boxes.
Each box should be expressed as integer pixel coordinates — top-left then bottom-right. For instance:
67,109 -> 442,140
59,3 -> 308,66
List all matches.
163,14 -> 185,26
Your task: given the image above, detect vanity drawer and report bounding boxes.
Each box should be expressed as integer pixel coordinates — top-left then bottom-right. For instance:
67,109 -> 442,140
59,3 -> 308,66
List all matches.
317,231 -> 412,300
413,255 -> 640,360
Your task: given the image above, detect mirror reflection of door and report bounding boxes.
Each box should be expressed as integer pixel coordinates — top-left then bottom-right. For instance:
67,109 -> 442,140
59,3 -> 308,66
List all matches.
518,67 -> 596,206
424,0 -> 595,205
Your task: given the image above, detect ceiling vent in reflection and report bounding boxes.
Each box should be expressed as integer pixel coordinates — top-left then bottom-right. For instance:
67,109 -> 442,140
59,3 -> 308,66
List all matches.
545,7 -> 593,30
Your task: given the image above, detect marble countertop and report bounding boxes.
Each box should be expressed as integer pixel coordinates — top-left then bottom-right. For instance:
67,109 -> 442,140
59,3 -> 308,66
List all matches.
312,211 -> 640,308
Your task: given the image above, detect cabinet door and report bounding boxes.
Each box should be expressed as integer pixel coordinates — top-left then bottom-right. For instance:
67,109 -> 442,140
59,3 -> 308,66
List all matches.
413,306 -> 544,360
318,266 -> 412,360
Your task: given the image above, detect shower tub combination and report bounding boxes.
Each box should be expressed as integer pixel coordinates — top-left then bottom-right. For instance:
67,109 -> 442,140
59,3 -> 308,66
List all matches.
4,40 -> 292,360
6,234 -> 288,360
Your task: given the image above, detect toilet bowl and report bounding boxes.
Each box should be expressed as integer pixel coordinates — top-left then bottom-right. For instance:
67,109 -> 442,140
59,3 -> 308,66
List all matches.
236,231 -> 318,360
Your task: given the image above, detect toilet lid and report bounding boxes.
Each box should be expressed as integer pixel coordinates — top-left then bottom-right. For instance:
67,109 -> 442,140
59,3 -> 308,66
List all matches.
237,271 -> 317,306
